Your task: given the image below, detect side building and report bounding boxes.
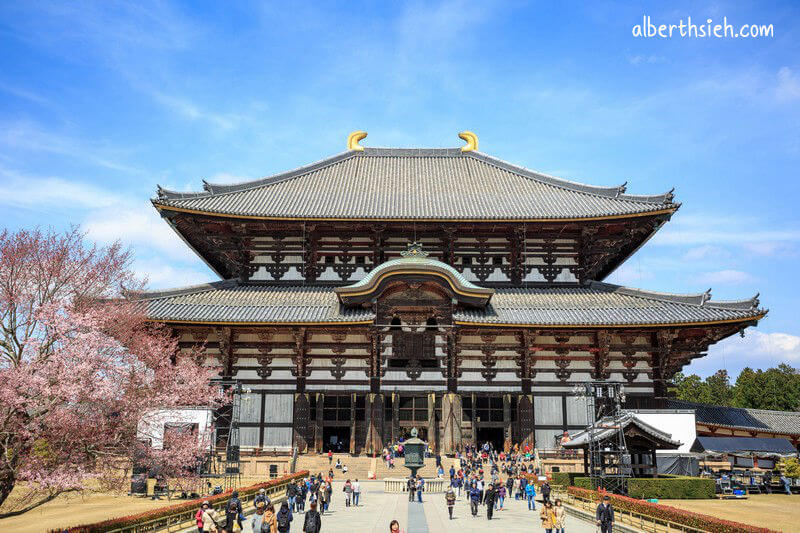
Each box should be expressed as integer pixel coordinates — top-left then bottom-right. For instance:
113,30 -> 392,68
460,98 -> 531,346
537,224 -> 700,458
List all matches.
139,132 -> 766,456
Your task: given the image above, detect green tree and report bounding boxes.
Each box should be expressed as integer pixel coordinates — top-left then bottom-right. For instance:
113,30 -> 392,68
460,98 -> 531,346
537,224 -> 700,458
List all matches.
778,457 -> 800,478
705,369 -> 733,406
733,364 -> 800,411
670,372 -> 710,403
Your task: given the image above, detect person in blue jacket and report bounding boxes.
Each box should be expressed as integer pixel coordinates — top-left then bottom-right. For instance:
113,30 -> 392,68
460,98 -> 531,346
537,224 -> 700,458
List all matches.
525,480 -> 537,510
469,483 -> 481,517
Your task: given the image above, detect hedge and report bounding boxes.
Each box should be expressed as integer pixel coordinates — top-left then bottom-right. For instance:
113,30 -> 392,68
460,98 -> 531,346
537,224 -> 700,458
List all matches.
550,472 -> 583,487
567,486 -> 777,533
567,475 -> 713,499
50,471 -> 308,533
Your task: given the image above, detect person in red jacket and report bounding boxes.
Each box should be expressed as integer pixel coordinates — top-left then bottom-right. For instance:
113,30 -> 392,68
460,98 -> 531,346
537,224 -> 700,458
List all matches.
195,501 -> 207,533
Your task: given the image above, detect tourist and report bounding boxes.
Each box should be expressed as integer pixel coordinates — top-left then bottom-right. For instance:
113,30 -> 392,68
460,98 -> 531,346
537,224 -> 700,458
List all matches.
254,488 -> 270,509
469,483 -> 481,517
199,501 -> 219,533
325,479 -> 333,511
343,478 -> 353,506
389,519 -> 405,533
343,463 -> 348,475
406,475 -> 416,502
328,449 -> 333,465
525,478 -> 537,510
476,477 -> 484,504
554,498 -> 566,533
445,483 -> 456,519
781,473 -> 792,495
437,465 -> 444,478
596,495 -> 614,533
484,482 -> 496,520
196,501 -> 207,533
518,475 -> 527,500
297,480 -> 307,512
496,482 -> 506,510
251,501 -> 267,532
303,501 -> 322,533
449,464 -> 456,481
276,501 -> 293,533
417,476 -> 424,502
286,482 -> 296,513
224,499 -> 242,532
352,478 -> 361,506
227,490 -> 244,525
541,481 -> 552,504
335,458 -> 342,469
540,501 -> 556,532
318,481 -> 328,515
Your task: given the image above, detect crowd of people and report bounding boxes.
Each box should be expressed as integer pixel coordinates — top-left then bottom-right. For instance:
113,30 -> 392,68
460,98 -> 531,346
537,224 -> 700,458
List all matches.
192,440 -> 617,532
193,470 -> 365,532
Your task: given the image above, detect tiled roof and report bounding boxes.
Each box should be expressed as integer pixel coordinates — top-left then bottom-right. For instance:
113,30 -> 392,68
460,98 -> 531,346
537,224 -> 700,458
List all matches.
137,280 -> 763,326
564,413 -> 681,448
153,148 -> 677,220
667,400 -> 800,436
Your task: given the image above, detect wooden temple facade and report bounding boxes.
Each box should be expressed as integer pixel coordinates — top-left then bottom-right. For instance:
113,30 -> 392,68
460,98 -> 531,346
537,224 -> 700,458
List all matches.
141,132 -> 766,456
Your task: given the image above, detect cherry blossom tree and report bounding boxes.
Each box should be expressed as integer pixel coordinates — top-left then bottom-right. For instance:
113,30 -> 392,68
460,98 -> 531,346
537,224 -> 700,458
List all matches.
0,227 -> 223,516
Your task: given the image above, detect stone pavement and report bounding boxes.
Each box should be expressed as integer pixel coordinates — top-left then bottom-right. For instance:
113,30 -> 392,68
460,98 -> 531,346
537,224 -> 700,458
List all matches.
236,481 -> 600,532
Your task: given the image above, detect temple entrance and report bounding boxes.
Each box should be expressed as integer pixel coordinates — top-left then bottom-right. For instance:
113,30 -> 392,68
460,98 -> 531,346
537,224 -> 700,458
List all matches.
322,426 -> 350,454
476,427 -> 504,451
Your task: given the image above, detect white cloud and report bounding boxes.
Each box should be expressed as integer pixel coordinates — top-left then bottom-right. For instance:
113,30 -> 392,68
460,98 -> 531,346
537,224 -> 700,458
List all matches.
0,166 -> 123,210
682,245 -> 729,261
605,261 -> 654,285
0,120 -> 139,173
776,67 -> 800,101
715,331 -> 800,363
132,257 -> 210,289
696,269 -> 754,284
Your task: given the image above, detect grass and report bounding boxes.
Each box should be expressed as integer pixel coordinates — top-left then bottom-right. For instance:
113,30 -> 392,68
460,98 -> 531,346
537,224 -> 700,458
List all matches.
660,494 -> 799,533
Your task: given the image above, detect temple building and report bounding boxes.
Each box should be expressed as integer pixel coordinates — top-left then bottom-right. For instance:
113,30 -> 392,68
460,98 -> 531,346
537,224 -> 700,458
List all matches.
140,131 -> 766,456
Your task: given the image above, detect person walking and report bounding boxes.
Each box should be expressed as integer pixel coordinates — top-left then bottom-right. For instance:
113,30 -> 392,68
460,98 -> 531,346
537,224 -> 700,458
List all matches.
325,480 -> 333,511
469,483 -> 481,517
328,449 -> 333,465
541,481 -> 552,504
553,499 -> 566,533
484,483 -> 496,520
352,478 -> 361,506
195,502 -> 207,533
224,500 -> 242,532
540,501 -> 556,532
199,501 -> 219,533
407,475 -> 416,502
276,501 -> 292,533
596,495 -> 615,533
254,488 -> 270,509
496,483 -> 506,510
525,479 -> 537,510
286,482 -> 296,513
343,479 -> 353,507
518,475 -> 527,500
303,501 -> 322,533
261,502 -> 278,533
417,476 -> 424,502
445,484 -> 456,520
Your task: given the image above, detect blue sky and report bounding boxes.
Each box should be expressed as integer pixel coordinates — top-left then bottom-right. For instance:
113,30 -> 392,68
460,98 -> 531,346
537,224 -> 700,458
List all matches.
1,1 -> 798,378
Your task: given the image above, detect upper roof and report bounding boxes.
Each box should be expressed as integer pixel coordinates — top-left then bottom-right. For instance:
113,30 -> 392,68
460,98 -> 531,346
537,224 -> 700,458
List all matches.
667,400 -> 800,436
153,147 -> 677,221
564,412 -> 681,449
136,279 -> 763,327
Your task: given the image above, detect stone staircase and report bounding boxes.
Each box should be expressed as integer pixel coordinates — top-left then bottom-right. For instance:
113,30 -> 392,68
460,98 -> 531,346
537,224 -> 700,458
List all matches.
295,453 -> 458,480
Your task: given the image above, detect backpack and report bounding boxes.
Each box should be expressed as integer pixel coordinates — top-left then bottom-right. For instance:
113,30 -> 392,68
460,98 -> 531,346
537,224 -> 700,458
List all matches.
277,511 -> 290,529
303,511 -> 319,533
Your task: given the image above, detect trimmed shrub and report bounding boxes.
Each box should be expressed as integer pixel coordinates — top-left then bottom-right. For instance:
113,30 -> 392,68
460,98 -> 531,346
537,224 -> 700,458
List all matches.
551,472 -> 582,487
628,476 -> 714,499
567,486 -> 777,533
51,471 -> 308,533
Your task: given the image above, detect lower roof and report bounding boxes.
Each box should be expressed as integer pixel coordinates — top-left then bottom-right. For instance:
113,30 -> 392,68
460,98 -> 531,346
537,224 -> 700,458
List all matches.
691,436 -> 796,455
667,400 -> 800,436
138,280 -> 764,327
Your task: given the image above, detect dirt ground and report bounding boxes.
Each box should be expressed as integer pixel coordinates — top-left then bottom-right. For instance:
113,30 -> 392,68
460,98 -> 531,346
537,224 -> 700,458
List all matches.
661,494 -> 799,532
0,477 -> 266,533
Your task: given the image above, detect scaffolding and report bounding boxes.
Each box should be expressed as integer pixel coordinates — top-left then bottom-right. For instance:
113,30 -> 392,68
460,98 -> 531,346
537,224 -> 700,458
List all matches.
200,381 -> 246,492
578,381 -> 632,494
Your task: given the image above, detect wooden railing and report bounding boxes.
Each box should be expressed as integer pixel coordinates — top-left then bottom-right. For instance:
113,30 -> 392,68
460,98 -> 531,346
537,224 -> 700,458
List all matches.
556,488 -> 707,533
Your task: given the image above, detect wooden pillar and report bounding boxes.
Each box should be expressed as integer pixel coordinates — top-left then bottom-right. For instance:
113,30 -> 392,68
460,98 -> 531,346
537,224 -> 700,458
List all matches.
427,392 -> 437,454
518,393 -> 534,449
315,392 -> 324,454
364,393 -> 384,456
391,392 -> 399,444
441,393 -> 462,455
503,394 -> 512,452
293,392 -> 310,454
349,393 -> 357,455
471,392 -> 477,447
